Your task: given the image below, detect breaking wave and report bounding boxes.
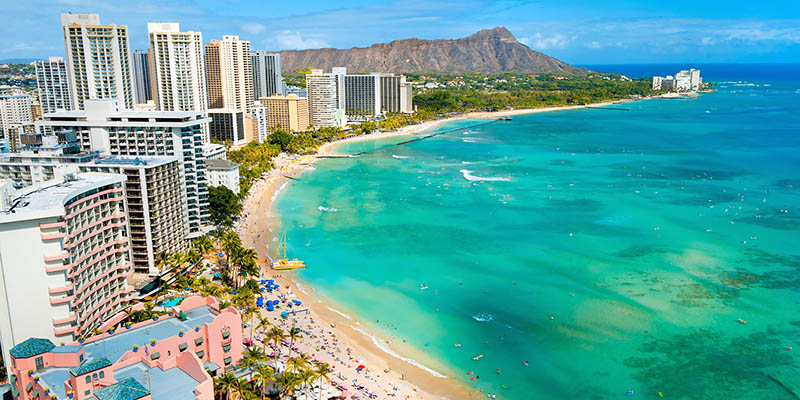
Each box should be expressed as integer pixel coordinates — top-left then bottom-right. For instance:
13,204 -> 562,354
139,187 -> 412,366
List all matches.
472,313 -> 494,322
318,206 -> 338,212
460,169 -> 511,182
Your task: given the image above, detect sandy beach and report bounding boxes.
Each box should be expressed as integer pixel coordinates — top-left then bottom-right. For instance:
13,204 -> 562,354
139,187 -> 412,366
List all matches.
234,99 -> 653,399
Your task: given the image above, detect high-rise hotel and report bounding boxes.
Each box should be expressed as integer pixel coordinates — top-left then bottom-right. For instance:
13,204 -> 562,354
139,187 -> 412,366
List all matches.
205,36 -> 253,111
61,14 -> 134,110
147,23 -> 208,140
35,57 -> 72,114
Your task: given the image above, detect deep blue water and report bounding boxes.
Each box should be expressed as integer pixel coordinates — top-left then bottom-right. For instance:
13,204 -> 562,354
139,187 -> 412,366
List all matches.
580,63 -> 800,82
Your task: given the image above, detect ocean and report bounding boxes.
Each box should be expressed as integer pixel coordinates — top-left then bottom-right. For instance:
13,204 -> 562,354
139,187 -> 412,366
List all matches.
275,64 -> 800,399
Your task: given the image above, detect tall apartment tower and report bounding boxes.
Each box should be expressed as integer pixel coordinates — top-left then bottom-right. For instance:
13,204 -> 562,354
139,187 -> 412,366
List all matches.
205,36 -> 253,111
131,50 -> 152,104
60,14 -> 134,110
147,23 -> 209,138
251,51 -> 284,98
259,94 -> 309,133
35,57 -> 72,114
306,69 -> 345,128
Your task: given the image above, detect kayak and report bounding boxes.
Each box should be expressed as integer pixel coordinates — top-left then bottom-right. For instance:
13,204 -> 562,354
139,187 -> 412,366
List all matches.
472,354 -> 483,361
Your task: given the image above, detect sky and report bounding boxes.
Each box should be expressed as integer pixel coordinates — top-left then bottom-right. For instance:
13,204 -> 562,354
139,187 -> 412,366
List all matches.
2,0 -> 799,64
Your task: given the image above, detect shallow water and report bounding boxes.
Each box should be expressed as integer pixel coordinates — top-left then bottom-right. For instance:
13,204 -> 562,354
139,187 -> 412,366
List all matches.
276,68 -> 800,398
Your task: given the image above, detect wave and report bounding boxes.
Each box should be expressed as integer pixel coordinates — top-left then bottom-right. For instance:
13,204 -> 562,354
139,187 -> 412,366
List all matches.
295,282 -> 309,295
318,206 -> 338,212
462,138 -> 478,143
462,130 -> 475,135
392,155 -> 409,159
460,169 -> 511,182
461,161 -> 475,165
326,307 -> 352,320
351,326 -> 447,378
271,182 -> 289,202
472,313 -> 494,322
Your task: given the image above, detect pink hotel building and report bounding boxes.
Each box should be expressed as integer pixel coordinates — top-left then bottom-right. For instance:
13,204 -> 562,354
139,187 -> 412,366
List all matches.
7,295 -> 243,400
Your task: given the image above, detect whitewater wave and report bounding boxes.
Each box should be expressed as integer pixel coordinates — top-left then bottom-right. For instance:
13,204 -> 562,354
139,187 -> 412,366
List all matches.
472,313 -> 494,322
462,130 -> 475,135
271,182 -> 289,202
392,155 -> 409,159
318,206 -> 338,212
351,326 -> 447,378
327,307 -> 352,320
460,169 -> 511,182
461,161 -> 475,165
462,138 -> 478,143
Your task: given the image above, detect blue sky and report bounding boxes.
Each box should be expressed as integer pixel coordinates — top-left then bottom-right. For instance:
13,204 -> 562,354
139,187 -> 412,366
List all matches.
2,0 -> 799,64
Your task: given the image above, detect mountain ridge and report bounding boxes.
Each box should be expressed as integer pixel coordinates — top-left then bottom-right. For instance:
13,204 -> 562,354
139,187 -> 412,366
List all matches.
276,27 -> 586,75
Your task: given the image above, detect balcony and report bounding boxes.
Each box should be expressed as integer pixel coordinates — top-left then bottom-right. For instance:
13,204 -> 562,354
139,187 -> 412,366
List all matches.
48,284 -> 74,295
44,253 -> 70,263
50,296 -> 74,305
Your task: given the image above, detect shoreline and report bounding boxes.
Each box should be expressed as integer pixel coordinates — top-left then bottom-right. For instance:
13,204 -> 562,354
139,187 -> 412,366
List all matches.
236,96 -> 660,399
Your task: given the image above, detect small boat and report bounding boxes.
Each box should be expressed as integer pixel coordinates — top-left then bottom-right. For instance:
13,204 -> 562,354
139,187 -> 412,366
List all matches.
271,231 -> 306,270
472,354 -> 483,361
420,284 -> 429,290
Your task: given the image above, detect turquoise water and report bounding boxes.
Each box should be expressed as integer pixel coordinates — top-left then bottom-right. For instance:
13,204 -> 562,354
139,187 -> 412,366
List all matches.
276,74 -> 800,398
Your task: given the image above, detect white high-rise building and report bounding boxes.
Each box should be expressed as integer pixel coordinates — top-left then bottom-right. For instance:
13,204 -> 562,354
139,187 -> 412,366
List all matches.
249,101 -> 270,142
36,99 -> 211,236
251,51 -> 284,98
61,14 -> 134,110
147,22 -> 209,139
675,69 -> 702,92
0,172 -> 134,354
306,69 -> 346,128
35,57 -> 72,114
206,36 -> 252,112
341,71 -> 413,119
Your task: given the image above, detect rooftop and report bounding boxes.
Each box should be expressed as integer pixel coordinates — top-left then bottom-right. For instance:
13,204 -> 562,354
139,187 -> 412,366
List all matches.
9,338 -> 55,359
91,156 -> 179,168
0,173 -> 124,222
205,159 -> 240,170
93,377 -> 150,400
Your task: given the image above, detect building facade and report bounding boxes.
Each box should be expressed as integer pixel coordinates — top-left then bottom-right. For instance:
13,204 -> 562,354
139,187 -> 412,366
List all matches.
205,36 -> 252,112
249,102 -> 269,142
61,14 -> 134,110
6,295 -> 243,400
251,51 -> 284,98
132,50 -> 152,104
36,99 -> 211,237
147,23 -> 209,140
306,69 -> 346,128
0,172 -> 134,358
207,109 -> 245,146
344,74 -> 380,118
260,94 -> 309,133
0,145 -> 185,275
0,95 -> 33,142
201,143 -> 226,161
35,57 -> 72,114
206,159 -> 240,195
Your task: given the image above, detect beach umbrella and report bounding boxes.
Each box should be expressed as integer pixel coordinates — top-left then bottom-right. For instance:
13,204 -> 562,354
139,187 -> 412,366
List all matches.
357,365 -> 365,370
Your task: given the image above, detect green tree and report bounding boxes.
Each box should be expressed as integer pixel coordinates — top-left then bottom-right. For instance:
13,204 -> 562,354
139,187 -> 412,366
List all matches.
208,186 -> 242,227
267,129 -> 293,152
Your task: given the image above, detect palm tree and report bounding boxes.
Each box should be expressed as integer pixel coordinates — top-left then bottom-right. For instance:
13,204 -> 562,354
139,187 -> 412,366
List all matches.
277,372 -> 300,399
297,367 -> 318,396
155,251 -> 170,284
186,248 -> 202,266
252,364 -> 275,400
287,326 -> 302,360
313,362 -> 333,400
242,346 -> 266,380
286,355 -> 310,374
214,372 -> 238,400
266,326 -> 286,369
194,235 -> 214,256
255,316 -> 271,353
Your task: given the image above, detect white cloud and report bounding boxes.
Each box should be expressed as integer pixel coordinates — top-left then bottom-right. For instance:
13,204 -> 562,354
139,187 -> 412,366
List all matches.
701,36 -> 715,45
242,23 -> 266,35
521,33 -> 570,50
588,41 -> 602,49
275,30 -> 330,50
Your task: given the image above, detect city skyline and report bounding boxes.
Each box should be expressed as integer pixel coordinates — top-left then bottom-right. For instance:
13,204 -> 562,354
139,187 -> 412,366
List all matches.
0,0 -> 798,64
